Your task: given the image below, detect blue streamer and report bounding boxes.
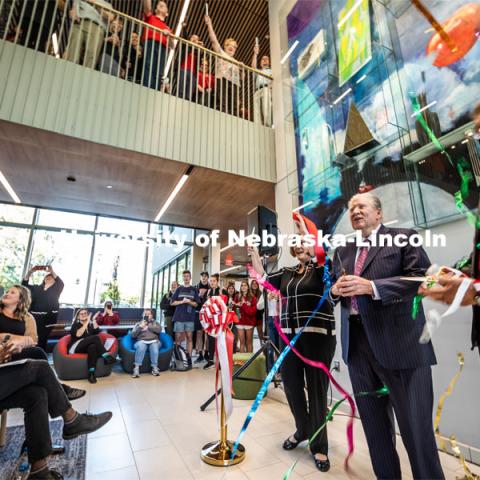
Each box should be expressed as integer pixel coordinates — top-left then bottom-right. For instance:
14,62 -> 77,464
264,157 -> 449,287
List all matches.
230,261 -> 332,460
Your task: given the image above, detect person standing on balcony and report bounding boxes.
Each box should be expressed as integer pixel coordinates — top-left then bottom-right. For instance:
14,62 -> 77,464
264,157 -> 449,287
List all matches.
64,0 -> 114,69
197,56 -> 215,108
251,45 -> 272,127
177,33 -> 203,101
99,15 -> 124,77
123,31 -> 143,83
142,0 -> 172,90
204,14 -> 241,115
22,265 -> 64,352
18,0 -> 65,53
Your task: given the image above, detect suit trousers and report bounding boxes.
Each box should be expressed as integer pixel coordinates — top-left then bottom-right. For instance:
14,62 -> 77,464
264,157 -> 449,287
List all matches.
281,333 -> 336,455
348,321 -> 444,479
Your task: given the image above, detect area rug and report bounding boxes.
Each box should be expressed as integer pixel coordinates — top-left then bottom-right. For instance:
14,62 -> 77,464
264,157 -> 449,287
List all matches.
0,419 -> 86,480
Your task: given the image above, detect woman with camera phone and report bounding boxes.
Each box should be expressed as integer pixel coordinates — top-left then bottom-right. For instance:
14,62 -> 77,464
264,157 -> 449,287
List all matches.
131,309 -> 162,378
93,301 -> 120,328
68,308 -> 116,384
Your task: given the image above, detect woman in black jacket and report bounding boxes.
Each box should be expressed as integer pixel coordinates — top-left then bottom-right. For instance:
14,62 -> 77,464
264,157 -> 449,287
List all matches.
248,234 -> 336,472
69,308 -> 116,384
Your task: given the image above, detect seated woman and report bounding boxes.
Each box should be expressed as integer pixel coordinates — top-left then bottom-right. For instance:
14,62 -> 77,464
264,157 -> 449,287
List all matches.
0,341 -> 112,480
93,300 -> 120,327
68,308 -> 116,384
0,285 -> 84,400
131,309 -> 161,378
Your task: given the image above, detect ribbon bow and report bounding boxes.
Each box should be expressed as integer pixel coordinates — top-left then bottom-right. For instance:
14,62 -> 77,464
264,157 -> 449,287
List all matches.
200,295 -> 237,423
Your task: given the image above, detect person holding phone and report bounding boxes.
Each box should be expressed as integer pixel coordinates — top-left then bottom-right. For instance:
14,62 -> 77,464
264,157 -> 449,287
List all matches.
131,309 -> 162,378
94,300 -> 120,328
23,264 -> 64,351
68,308 -> 116,384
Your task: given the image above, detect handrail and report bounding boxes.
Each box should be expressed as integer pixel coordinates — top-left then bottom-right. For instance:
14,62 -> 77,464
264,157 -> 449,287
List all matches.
85,0 -> 273,80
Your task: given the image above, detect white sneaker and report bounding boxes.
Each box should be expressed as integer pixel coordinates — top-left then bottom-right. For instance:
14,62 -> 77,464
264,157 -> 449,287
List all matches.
132,366 -> 140,378
151,366 -> 160,376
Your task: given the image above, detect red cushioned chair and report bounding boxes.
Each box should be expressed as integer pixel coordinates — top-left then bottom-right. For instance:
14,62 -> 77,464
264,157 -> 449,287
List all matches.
53,333 -> 118,381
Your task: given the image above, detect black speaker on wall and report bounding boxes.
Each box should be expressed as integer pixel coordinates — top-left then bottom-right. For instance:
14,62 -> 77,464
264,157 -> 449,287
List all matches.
247,205 -> 279,256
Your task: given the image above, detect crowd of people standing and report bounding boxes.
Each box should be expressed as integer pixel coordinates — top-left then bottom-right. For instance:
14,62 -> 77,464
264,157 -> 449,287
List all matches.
7,0 -> 273,125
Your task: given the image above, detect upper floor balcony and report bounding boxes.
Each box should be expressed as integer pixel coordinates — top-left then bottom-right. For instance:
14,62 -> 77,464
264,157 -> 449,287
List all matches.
0,0 -> 276,183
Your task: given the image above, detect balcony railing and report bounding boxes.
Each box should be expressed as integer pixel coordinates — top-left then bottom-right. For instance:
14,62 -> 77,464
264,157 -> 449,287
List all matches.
0,0 -> 275,181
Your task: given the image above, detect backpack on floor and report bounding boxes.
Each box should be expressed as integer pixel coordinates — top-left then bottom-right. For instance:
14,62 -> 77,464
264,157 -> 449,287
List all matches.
170,344 -> 190,371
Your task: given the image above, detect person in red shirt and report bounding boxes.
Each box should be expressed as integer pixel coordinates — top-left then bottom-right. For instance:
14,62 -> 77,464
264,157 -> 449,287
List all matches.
142,0 -> 172,90
235,280 -> 257,353
93,301 -> 120,327
197,57 -> 215,108
177,33 -> 203,101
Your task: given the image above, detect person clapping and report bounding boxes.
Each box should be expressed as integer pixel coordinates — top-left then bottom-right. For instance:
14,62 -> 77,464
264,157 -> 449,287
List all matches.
131,309 -> 162,378
68,309 -> 116,384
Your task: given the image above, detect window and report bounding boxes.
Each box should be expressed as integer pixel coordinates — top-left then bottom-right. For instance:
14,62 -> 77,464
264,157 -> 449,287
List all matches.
170,262 -> 177,285
30,230 -> 93,305
0,226 -> 30,286
0,204 -> 35,224
88,234 -> 146,307
96,217 -> 148,235
37,208 -> 95,231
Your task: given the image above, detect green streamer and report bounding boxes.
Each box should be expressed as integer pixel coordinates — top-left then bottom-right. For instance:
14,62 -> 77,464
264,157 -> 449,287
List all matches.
412,294 -> 423,319
283,386 -> 390,480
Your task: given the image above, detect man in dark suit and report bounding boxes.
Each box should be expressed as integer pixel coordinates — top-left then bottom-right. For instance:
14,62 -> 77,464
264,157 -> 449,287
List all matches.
331,192 -> 444,479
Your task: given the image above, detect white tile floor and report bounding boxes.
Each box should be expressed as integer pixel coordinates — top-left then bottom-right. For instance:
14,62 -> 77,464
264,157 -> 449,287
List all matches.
6,365 -> 480,479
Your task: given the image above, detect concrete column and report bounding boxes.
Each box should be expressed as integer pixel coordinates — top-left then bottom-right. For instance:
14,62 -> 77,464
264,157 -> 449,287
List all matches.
209,244 -> 221,275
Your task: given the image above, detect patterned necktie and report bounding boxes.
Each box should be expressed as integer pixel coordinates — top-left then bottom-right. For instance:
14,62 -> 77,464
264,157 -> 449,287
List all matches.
351,242 -> 369,313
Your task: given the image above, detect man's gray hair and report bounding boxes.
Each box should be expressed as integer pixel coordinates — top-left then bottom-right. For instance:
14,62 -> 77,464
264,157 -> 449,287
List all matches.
348,192 -> 383,211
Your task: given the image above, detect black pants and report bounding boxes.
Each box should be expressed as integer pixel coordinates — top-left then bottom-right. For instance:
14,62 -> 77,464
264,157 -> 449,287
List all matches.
32,312 -> 56,352
12,346 -> 48,362
217,78 -> 239,115
348,321 -> 444,479
73,336 -> 107,370
206,335 -> 215,361
0,360 -> 71,463
281,333 -> 336,455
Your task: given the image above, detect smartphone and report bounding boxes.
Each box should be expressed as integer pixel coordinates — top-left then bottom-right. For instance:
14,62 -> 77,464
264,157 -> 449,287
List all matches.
1,334 -> 11,346
142,315 -> 149,321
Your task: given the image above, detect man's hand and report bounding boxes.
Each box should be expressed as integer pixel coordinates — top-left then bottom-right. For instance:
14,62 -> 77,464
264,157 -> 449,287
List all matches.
419,277 -> 477,306
69,6 -> 79,22
332,275 -> 373,297
253,44 -> 260,56
204,15 -> 212,27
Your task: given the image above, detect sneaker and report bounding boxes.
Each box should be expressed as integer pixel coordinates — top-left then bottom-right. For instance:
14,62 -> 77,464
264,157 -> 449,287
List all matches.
151,366 -> 160,376
203,360 -> 215,370
62,384 -> 86,401
194,353 -> 204,364
88,372 -> 97,384
132,366 -> 140,378
63,411 -> 112,440
28,467 -> 64,479
102,354 -> 117,365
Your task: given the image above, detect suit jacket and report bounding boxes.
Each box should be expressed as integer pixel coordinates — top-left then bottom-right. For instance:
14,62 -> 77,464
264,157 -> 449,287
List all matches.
332,225 -> 437,369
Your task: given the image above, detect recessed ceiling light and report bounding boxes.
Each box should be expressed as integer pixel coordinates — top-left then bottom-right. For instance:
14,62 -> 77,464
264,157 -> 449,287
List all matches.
106,185 -> 113,189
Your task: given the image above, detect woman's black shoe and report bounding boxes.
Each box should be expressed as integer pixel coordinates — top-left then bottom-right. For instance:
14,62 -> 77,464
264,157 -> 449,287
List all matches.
313,455 -> 330,472
282,434 -> 305,450
88,372 -> 97,384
